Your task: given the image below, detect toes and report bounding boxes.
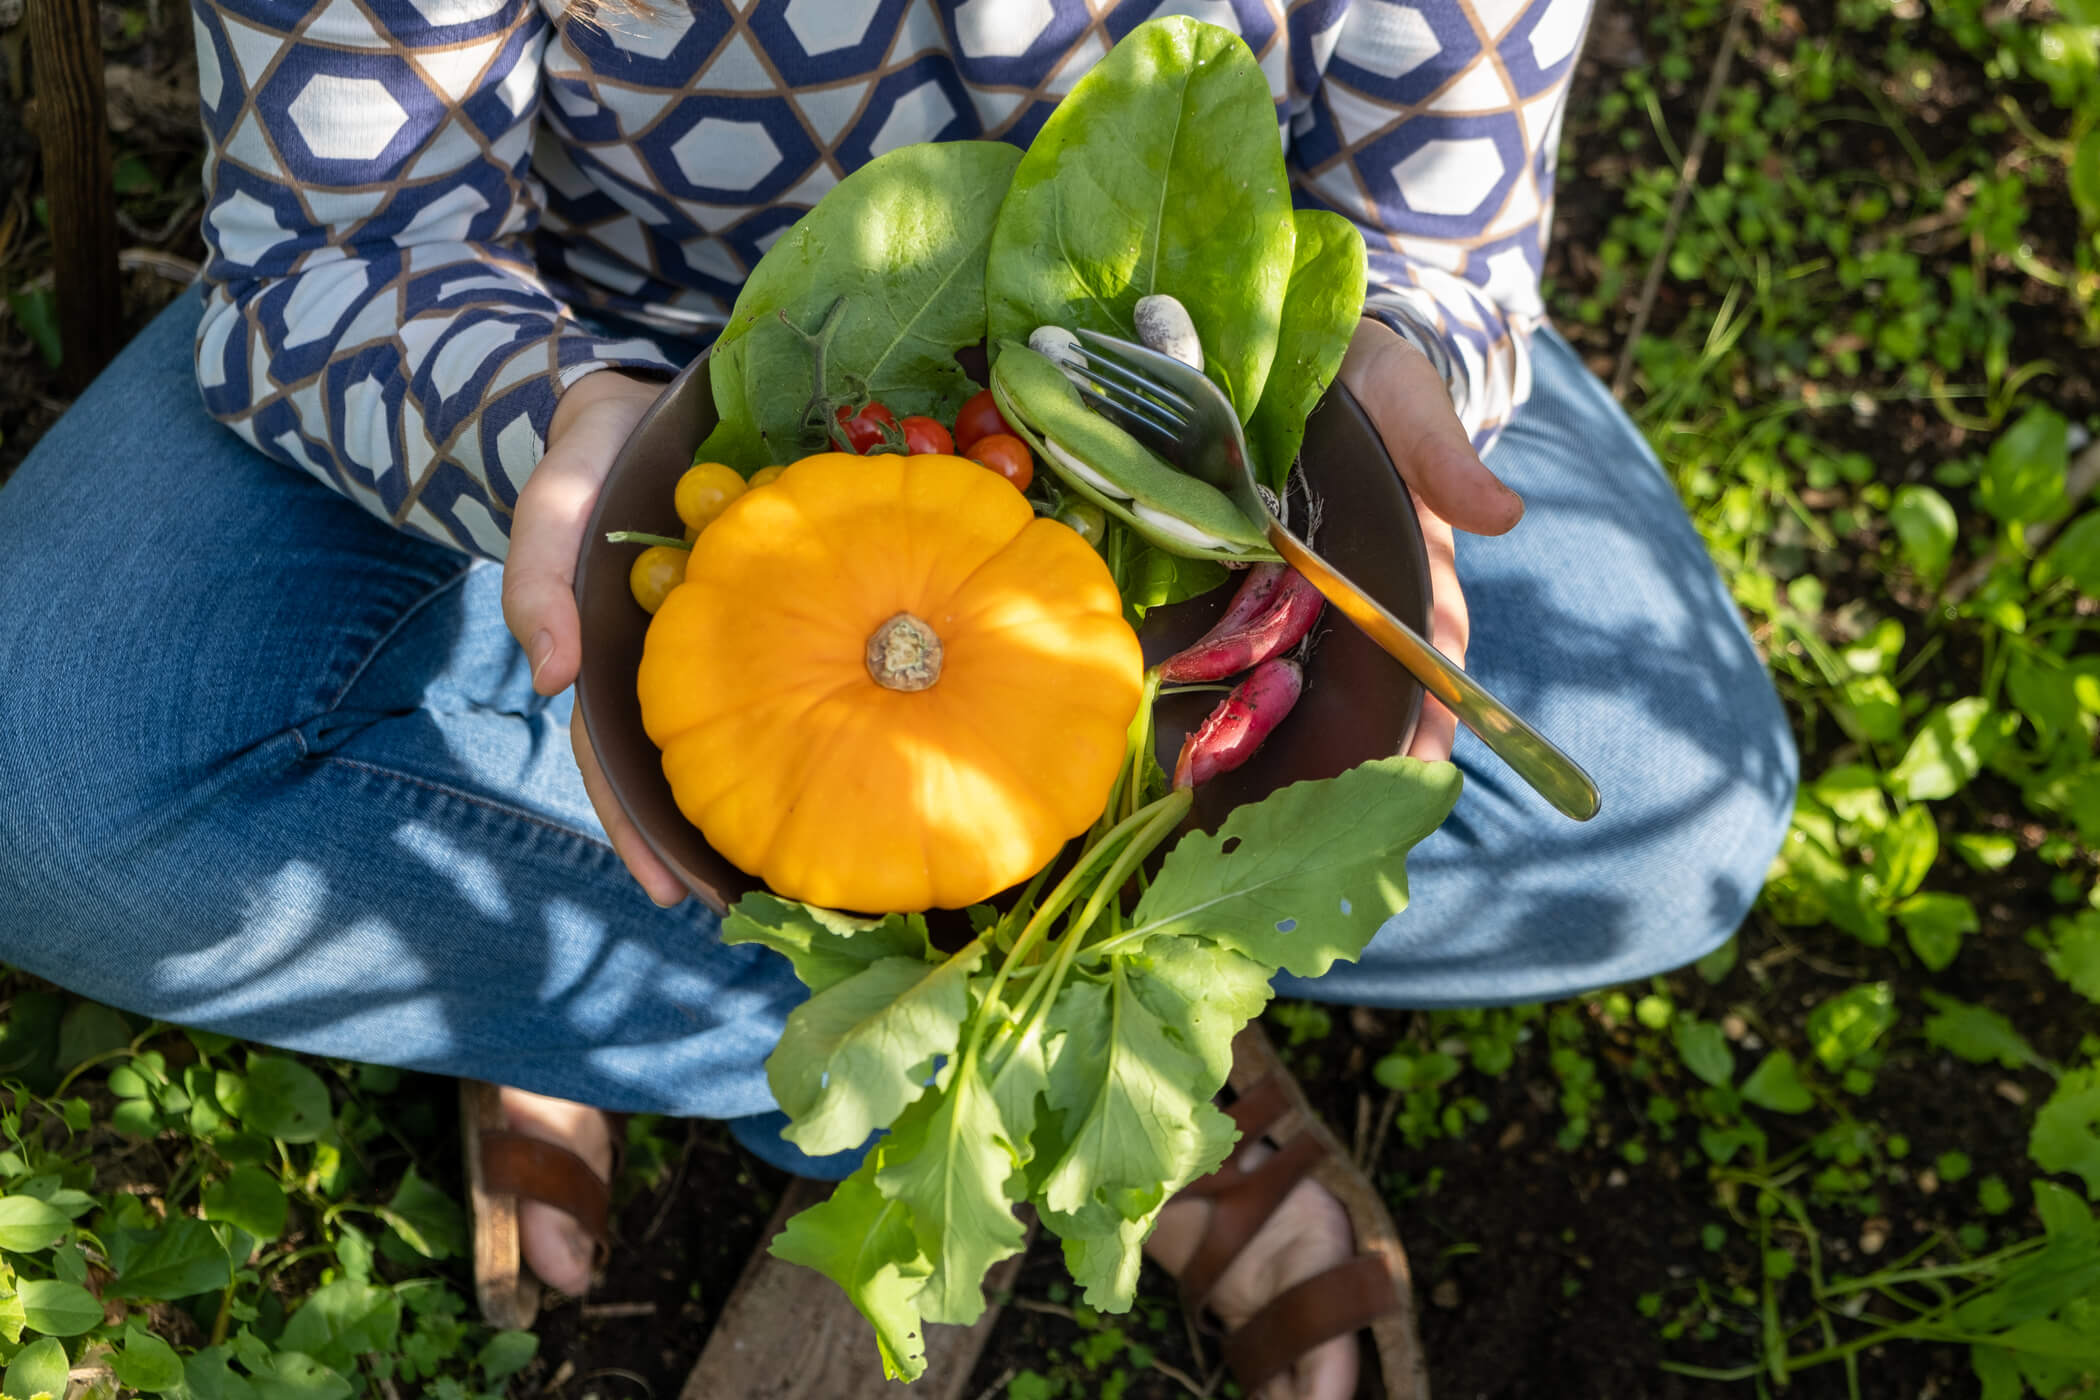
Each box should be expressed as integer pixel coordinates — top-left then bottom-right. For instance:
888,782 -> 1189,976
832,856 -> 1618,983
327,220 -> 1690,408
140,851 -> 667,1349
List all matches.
494,1087 -> 612,1295
518,1201 -> 596,1296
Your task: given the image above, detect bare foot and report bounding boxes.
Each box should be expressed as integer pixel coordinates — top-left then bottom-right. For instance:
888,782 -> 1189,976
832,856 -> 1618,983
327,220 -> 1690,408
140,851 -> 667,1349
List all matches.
1145,1143 -> 1358,1400
495,1087 -> 613,1297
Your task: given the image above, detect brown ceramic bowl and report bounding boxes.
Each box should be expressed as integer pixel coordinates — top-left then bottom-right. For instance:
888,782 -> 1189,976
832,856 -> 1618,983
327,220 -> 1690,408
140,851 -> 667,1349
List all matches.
573,350 -> 1432,915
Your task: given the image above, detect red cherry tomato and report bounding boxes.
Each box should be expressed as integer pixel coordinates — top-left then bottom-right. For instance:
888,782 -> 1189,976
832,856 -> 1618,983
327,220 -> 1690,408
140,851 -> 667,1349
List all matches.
834,401 -> 897,453
900,415 -> 954,456
966,434 -> 1033,493
952,388 -> 1011,453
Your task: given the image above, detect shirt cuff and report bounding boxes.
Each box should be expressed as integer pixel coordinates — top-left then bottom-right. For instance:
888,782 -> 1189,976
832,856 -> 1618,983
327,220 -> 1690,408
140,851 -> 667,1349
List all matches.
1361,298 -> 1468,413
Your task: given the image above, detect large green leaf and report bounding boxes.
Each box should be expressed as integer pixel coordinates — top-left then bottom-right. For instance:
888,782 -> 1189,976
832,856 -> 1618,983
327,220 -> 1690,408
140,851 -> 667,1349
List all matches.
985,16 -> 1297,421
1035,964 -> 1236,1247
874,1057 -> 1033,1326
1246,209 -> 1368,490
770,945 -> 984,1156
720,894 -> 937,996
1122,936 -> 1272,1086
694,141 -> 1023,469
1054,1214 -> 1149,1312
771,1166 -> 932,1381
1121,757 -> 1463,976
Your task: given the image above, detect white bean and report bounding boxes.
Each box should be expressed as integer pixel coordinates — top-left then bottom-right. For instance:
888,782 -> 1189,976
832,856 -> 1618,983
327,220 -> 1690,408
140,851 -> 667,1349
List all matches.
1028,325 -> 1083,364
1131,501 -> 1238,552
1041,438 -> 1133,499
1133,294 -> 1203,371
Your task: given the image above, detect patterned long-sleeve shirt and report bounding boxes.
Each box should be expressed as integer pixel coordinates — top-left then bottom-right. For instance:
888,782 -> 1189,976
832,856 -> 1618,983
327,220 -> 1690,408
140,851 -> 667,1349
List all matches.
191,0 -> 1591,558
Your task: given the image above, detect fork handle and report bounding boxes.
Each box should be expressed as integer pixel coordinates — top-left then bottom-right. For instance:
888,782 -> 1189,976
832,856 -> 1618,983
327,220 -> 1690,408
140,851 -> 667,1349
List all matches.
1266,524 -> 1602,821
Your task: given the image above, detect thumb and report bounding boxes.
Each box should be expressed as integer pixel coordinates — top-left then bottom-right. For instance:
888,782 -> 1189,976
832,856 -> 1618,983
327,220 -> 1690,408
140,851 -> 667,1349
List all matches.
502,375 -> 659,696
502,448 -> 604,697
1339,321 -> 1524,538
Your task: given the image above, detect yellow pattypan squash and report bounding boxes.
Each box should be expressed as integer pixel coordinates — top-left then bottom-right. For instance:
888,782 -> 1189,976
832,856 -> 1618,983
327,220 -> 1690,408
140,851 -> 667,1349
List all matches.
637,452 -> 1145,913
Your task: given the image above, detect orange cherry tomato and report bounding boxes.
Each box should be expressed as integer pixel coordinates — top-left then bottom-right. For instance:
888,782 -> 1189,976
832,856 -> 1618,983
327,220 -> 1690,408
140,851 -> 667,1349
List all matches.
629,545 -> 689,614
966,433 -> 1033,493
747,465 -> 787,489
675,462 -> 746,530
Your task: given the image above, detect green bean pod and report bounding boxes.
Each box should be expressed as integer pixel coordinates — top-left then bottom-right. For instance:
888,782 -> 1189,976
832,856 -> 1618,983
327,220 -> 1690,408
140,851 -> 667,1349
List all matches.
988,344 -> 1277,562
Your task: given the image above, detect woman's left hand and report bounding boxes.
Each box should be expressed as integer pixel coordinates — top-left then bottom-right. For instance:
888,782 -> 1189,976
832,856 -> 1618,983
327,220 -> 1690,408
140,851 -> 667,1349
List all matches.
1336,318 -> 1524,763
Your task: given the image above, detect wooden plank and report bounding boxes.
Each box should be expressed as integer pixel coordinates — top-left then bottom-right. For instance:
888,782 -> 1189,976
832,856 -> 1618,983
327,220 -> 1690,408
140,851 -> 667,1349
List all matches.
681,1177 -> 1028,1400
27,0 -> 121,390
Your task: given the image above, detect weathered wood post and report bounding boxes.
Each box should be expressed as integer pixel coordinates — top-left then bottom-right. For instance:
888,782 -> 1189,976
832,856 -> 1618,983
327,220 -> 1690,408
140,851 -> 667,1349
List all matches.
27,0 -> 121,390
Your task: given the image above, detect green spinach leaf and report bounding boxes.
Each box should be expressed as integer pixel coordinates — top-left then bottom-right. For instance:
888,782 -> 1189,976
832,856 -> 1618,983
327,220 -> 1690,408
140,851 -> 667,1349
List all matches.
695,141 -> 1022,469
1247,209 -> 1367,490
984,17 -> 1297,421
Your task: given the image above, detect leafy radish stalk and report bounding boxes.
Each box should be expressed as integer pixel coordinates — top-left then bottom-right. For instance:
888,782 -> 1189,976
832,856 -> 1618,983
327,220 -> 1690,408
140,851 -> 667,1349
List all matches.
975,787 -> 1190,1073
1173,657 -> 1304,789
1156,568 -> 1323,683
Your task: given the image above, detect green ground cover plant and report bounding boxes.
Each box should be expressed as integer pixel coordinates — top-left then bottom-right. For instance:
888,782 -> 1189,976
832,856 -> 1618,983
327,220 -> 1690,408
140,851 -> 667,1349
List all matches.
2,0 -> 2099,1394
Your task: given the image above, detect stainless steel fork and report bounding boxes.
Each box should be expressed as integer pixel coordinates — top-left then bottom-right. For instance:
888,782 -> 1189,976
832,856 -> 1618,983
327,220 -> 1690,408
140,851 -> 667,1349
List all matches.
1068,328 -> 1601,822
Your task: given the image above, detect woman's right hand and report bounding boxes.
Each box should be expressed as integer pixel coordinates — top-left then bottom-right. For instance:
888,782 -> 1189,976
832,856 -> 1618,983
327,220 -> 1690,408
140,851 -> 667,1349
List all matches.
502,368 -> 691,906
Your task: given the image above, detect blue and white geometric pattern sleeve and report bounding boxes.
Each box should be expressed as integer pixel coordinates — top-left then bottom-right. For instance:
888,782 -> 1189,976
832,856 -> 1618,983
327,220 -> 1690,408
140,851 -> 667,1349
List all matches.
188,0 -> 675,559
1288,0 -> 1592,453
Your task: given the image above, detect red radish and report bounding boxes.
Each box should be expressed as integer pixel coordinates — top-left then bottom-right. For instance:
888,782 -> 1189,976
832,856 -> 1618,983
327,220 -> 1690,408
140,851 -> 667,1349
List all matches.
1203,562 -> 1288,639
1157,568 -> 1323,683
1173,657 -> 1304,790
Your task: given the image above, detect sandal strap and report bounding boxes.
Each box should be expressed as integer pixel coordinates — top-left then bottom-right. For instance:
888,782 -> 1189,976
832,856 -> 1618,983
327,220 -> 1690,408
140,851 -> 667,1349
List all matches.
1222,1253 -> 1402,1396
1176,1129 -> 1327,1312
479,1130 -> 610,1244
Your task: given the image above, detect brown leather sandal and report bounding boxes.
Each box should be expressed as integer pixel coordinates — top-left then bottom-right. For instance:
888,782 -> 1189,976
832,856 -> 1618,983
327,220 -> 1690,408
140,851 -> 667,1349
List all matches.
460,1080 -> 613,1330
1175,1022 -> 1430,1400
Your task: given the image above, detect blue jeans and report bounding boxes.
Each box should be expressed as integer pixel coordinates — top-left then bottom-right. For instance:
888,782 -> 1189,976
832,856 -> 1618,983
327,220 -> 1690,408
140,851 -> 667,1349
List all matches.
0,293 -> 1795,1179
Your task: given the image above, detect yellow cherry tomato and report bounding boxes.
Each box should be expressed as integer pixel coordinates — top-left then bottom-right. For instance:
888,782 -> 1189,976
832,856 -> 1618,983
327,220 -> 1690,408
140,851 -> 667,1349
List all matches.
675,462 -> 746,530
747,465 -> 787,489
629,545 -> 689,614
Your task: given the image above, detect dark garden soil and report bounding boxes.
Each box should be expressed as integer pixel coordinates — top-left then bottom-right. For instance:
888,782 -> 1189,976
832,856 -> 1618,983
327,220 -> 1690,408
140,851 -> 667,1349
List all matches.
2,0 -> 2090,1396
